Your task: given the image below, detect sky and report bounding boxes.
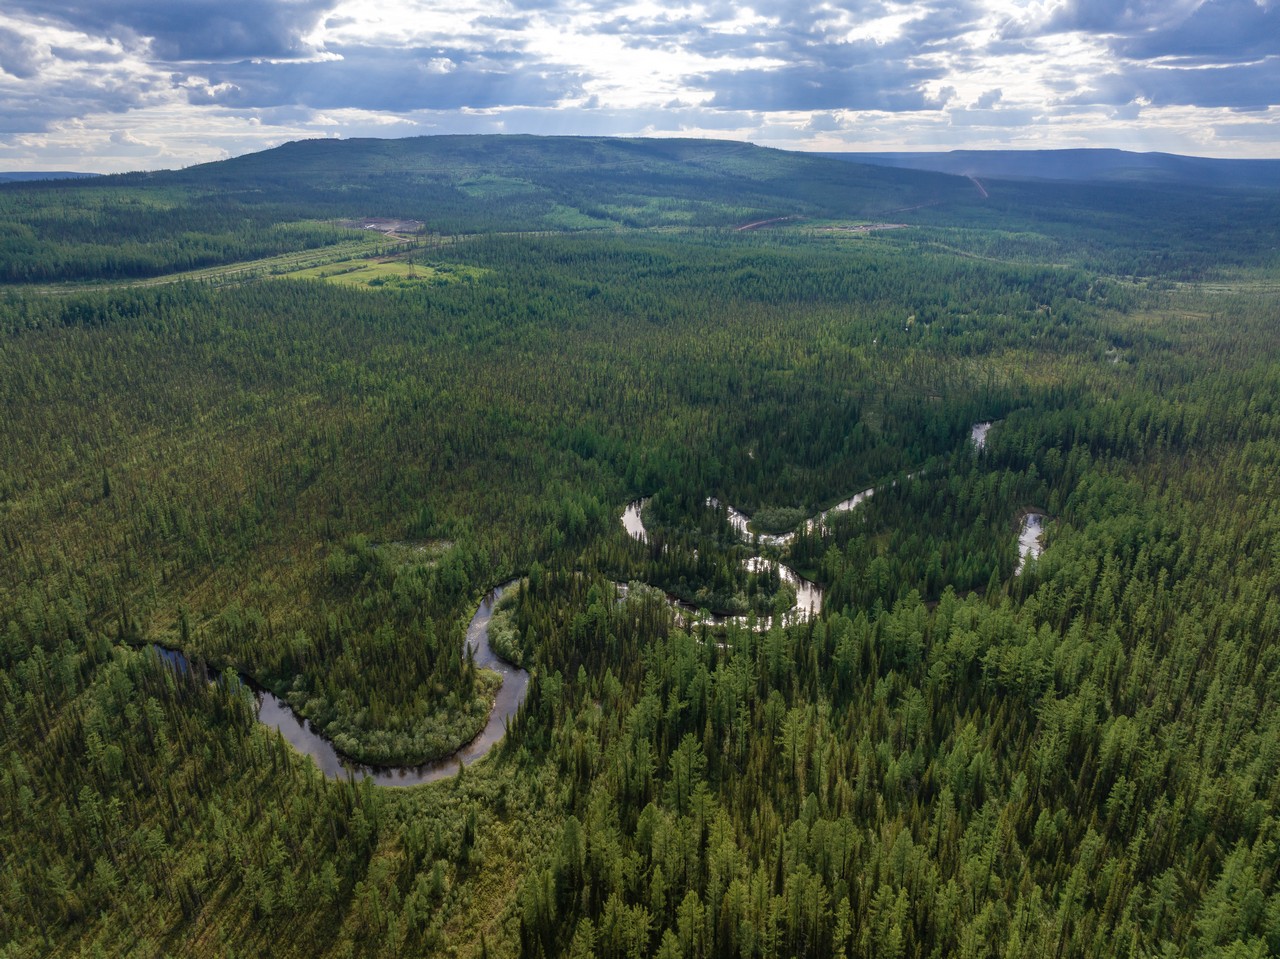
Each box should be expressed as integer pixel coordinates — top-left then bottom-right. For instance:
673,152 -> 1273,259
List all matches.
0,0 -> 1278,172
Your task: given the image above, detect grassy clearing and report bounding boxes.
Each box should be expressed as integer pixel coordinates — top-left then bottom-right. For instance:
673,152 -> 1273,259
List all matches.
18,231 -> 402,294
542,204 -> 615,230
457,174 -> 539,199
1179,270 -> 1280,295
276,257 -> 489,289
376,539 -> 455,567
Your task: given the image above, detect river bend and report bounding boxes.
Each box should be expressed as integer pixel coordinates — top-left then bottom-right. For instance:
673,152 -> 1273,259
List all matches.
155,583 -> 527,787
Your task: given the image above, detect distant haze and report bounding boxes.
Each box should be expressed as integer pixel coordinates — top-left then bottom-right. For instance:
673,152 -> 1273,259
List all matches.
826,150 -> 1280,189
0,171 -> 98,183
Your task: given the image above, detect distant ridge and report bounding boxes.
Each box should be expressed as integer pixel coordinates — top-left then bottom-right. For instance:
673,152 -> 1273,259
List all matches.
0,171 -> 99,183
109,134 -> 977,231
821,149 -> 1280,189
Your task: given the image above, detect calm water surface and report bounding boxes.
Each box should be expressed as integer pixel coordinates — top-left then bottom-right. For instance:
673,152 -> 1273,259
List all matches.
156,583 -> 527,787
622,424 -> 1014,618
1016,512 -> 1047,574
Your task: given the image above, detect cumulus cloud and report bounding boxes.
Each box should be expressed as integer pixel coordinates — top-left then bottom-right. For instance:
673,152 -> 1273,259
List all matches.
1116,0 -> 1280,63
999,0 -> 1280,115
185,45 -> 584,111
106,128 -> 163,156
1018,0 -> 1280,68
0,25 -> 40,78
662,0 -> 980,115
974,88 -> 1002,109
0,28 -> 164,134
1132,60 -> 1280,111
10,0 -> 335,61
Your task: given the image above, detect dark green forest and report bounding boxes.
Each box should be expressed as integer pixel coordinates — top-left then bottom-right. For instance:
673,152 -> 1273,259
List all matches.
3,136 -> 1280,958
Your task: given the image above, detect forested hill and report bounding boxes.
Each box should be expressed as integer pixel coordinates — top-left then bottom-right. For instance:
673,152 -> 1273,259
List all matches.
0,171 -> 98,183
6,134 -> 1280,286
0,135 -> 976,284
130,134 -> 976,231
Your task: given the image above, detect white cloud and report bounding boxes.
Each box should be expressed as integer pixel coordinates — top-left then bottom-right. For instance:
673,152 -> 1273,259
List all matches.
0,0 -> 1277,171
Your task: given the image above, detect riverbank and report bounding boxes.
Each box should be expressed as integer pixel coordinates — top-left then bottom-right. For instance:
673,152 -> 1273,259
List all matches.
148,582 -> 529,787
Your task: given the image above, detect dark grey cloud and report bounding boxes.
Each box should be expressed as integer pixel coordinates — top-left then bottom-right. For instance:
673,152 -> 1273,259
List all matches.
49,43 -> 129,64
1011,0 -> 1280,63
593,0 -> 982,116
0,71 -> 154,132
1212,118 -> 1280,141
1133,60 -> 1280,110
982,36 -> 1046,57
1117,0 -> 1280,63
186,45 -> 583,112
0,26 -> 40,79
744,0 -> 889,22
11,0 -> 334,61
596,14 -> 701,45
673,1 -> 962,116
1061,59 -> 1280,111
803,111 -> 845,132
1001,0 -> 1280,113
1041,0 -> 1162,32
1056,72 -> 1139,108
904,2 -> 986,45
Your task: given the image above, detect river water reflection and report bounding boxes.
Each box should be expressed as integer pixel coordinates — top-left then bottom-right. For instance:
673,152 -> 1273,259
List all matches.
155,583 -> 527,787
622,499 -> 824,624
1016,512 -> 1047,574
623,423 -> 1037,619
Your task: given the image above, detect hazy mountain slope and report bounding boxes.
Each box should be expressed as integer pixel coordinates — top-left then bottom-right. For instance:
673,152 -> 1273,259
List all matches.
0,171 -> 98,183
823,148 -> 1280,188
142,134 -> 975,229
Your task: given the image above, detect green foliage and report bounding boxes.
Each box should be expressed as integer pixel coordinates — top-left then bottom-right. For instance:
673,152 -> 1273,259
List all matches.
746,506 -> 809,535
4,135 -> 1280,958
0,183 -> 366,283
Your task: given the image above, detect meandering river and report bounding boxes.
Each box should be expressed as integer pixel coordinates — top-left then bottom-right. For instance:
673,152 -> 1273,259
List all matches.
707,486 -> 877,550
155,583 -> 527,787
623,421 -> 1047,617
623,499 -> 825,624
153,425 -> 1023,782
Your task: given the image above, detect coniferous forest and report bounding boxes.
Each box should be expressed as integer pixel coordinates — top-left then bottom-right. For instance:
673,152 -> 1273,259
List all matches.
4,135 -> 1280,957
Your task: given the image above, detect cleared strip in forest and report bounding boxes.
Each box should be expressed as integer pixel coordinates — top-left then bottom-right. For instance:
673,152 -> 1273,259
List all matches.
14,233 -> 412,295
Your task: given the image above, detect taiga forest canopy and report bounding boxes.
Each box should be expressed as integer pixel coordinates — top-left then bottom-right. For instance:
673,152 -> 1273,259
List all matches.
4,135 -> 1280,958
